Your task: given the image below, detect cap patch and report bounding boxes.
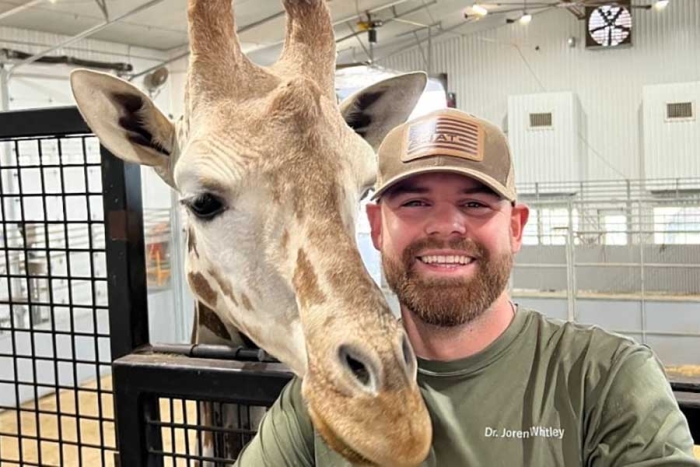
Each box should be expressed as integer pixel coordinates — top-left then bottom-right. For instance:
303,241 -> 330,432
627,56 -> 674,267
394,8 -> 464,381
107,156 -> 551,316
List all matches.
403,115 -> 484,163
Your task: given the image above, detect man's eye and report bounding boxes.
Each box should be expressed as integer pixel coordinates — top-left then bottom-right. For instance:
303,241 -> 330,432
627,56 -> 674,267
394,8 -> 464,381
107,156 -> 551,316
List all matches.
186,194 -> 225,220
463,201 -> 487,209
402,200 -> 428,207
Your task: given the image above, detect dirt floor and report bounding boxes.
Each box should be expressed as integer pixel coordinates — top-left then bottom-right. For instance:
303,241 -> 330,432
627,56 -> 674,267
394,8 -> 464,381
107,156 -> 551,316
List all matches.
1,375 -> 699,465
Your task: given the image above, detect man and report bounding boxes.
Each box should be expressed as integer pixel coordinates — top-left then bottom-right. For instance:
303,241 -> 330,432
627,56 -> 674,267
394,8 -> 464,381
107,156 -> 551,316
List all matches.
235,108 -> 698,465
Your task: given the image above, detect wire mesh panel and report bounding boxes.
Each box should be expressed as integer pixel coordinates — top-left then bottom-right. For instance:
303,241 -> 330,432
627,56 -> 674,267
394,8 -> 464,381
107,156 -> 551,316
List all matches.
150,396 -> 270,466
0,109 -> 116,467
112,350 -> 292,467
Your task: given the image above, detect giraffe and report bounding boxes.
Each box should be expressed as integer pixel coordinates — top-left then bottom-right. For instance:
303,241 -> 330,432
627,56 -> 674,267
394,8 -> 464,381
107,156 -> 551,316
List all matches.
69,0 -> 432,465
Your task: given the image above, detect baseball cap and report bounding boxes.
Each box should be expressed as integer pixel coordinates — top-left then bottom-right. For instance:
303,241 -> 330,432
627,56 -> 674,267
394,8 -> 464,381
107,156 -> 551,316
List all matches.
371,108 -> 516,202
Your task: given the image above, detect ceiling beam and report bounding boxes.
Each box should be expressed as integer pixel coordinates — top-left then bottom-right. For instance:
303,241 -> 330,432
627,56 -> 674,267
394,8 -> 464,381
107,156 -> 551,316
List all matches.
333,1 -> 437,46
94,0 -> 109,20
0,0 -> 44,23
128,8 -> 288,81
371,5 -> 560,65
244,0 -> 417,59
6,0 -> 166,78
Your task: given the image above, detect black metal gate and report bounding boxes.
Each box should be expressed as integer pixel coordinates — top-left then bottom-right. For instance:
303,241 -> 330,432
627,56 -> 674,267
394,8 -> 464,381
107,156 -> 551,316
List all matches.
0,107 -> 116,466
0,107 -> 292,467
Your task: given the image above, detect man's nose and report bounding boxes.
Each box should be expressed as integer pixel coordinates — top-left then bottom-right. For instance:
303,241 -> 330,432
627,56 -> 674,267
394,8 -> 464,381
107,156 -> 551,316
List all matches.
425,203 -> 467,237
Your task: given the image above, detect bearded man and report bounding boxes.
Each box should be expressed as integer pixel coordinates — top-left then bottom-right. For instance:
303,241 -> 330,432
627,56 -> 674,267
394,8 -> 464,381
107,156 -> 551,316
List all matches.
235,108 -> 698,466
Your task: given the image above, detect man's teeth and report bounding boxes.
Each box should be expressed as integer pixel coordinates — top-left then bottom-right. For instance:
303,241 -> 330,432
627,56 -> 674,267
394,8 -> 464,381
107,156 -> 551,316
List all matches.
419,255 -> 474,265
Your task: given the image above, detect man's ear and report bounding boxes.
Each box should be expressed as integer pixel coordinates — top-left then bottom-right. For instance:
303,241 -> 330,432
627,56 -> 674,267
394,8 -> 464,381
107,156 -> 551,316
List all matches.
70,69 -> 176,187
510,203 -> 530,253
340,72 -> 427,151
366,203 -> 383,251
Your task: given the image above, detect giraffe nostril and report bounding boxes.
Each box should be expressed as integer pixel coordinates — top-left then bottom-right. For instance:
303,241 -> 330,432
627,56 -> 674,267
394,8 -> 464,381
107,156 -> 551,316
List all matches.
338,345 -> 375,390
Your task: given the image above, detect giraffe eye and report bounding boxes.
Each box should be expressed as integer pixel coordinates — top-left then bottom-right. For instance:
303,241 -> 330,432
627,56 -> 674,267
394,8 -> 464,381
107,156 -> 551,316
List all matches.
185,194 -> 225,220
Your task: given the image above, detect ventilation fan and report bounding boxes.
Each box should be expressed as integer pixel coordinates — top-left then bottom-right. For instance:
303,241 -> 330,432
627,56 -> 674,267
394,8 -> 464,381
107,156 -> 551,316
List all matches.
143,66 -> 169,95
585,1 -> 633,48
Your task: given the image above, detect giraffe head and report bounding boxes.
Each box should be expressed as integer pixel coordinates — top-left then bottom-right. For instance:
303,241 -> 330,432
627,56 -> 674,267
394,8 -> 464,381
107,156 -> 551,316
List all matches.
70,0 -> 431,464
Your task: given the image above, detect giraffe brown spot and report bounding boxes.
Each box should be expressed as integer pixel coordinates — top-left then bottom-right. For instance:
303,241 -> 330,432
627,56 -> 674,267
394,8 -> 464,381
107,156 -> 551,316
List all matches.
269,172 -> 284,205
241,293 -> 253,311
208,268 -> 239,307
293,249 -> 326,309
322,314 -> 337,329
200,400 -> 213,459
190,304 -> 198,344
188,272 -> 217,306
187,228 -> 199,257
198,302 -> 231,341
280,229 -> 289,251
293,187 -> 305,220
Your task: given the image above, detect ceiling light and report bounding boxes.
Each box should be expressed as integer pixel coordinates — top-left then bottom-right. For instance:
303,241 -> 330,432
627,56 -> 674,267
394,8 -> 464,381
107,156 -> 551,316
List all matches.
654,0 -> 669,10
472,4 -> 488,17
519,13 -> 532,24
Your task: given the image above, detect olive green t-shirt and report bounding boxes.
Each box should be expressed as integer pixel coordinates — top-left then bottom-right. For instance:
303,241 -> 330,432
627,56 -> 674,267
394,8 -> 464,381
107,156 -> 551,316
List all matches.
235,308 -> 698,466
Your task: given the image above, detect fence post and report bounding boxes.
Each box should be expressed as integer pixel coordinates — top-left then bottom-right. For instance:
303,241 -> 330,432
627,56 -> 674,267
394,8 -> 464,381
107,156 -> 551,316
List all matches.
535,183 -> 543,244
101,150 -> 163,467
638,199 -> 647,345
626,179 -> 633,246
566,200 -> 577,322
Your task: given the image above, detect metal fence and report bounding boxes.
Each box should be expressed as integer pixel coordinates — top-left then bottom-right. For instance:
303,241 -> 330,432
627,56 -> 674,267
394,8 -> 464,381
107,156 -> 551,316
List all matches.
0,106 -> 292,467
112,348 -> 290,466
513,180 -> 700,353
0,108 -> 115,466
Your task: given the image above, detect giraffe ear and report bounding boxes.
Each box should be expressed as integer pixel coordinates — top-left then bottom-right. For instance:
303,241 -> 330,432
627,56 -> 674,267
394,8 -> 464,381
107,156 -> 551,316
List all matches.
70,69 -> 176,186
339,72 -> 427,151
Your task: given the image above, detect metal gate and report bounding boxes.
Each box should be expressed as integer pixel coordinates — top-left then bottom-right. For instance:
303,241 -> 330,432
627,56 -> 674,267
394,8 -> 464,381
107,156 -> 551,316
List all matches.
0,107 -> 293,466
0,107 -> 116,466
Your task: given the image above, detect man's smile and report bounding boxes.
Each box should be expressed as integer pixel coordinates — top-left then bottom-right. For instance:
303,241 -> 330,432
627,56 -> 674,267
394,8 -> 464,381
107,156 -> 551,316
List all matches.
414,250 -> 479,276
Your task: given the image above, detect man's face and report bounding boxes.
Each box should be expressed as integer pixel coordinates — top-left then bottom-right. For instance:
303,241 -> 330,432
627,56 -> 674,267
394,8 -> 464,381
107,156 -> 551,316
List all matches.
367,172 -> 529,327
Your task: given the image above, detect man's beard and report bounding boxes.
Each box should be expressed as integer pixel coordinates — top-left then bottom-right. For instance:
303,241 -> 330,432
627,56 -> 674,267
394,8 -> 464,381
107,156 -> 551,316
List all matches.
383,237 -> 513,327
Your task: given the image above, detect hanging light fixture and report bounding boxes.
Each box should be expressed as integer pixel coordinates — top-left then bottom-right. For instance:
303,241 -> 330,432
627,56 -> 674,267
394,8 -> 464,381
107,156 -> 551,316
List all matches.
519,0 -> 531,24
654,0 -> 669,10
472,3 -> 488,17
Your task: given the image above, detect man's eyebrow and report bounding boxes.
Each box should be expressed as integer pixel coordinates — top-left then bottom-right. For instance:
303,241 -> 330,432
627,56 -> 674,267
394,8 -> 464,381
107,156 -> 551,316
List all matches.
383,183 -> 429,199
382,180 -> 501,200
460,186 -> 499,197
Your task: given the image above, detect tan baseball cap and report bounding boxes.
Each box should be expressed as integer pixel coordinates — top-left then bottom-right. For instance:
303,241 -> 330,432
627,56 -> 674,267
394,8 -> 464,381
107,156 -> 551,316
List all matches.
372,108 -> 516,202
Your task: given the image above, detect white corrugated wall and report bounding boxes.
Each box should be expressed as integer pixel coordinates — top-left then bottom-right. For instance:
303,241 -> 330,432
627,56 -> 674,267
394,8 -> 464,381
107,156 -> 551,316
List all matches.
507,92 -> 585,186
642,81 -> 700,183
1,25 -> 174,209
380,0 -> 700,181
0,25 -> 169,110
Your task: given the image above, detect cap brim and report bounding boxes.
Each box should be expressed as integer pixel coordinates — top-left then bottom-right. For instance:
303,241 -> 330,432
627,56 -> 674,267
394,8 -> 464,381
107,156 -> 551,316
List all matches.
371,166 -> 515,202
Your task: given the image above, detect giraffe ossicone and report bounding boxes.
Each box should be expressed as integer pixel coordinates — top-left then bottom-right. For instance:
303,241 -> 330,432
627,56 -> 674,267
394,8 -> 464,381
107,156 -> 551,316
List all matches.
70,0 -> 432,464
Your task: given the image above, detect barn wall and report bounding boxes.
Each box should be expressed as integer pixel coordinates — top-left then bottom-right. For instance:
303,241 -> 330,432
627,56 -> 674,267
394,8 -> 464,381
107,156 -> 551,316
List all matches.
381,0 -> 700,182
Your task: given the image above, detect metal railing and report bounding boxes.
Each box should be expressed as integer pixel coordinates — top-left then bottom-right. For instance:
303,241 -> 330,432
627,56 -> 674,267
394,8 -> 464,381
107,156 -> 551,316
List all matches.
513,182 -> 700,349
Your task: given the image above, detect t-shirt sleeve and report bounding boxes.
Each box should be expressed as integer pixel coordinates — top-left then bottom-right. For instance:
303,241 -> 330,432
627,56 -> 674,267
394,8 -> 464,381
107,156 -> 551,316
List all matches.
234,377 -> 316,467
584,344 -> 699,466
